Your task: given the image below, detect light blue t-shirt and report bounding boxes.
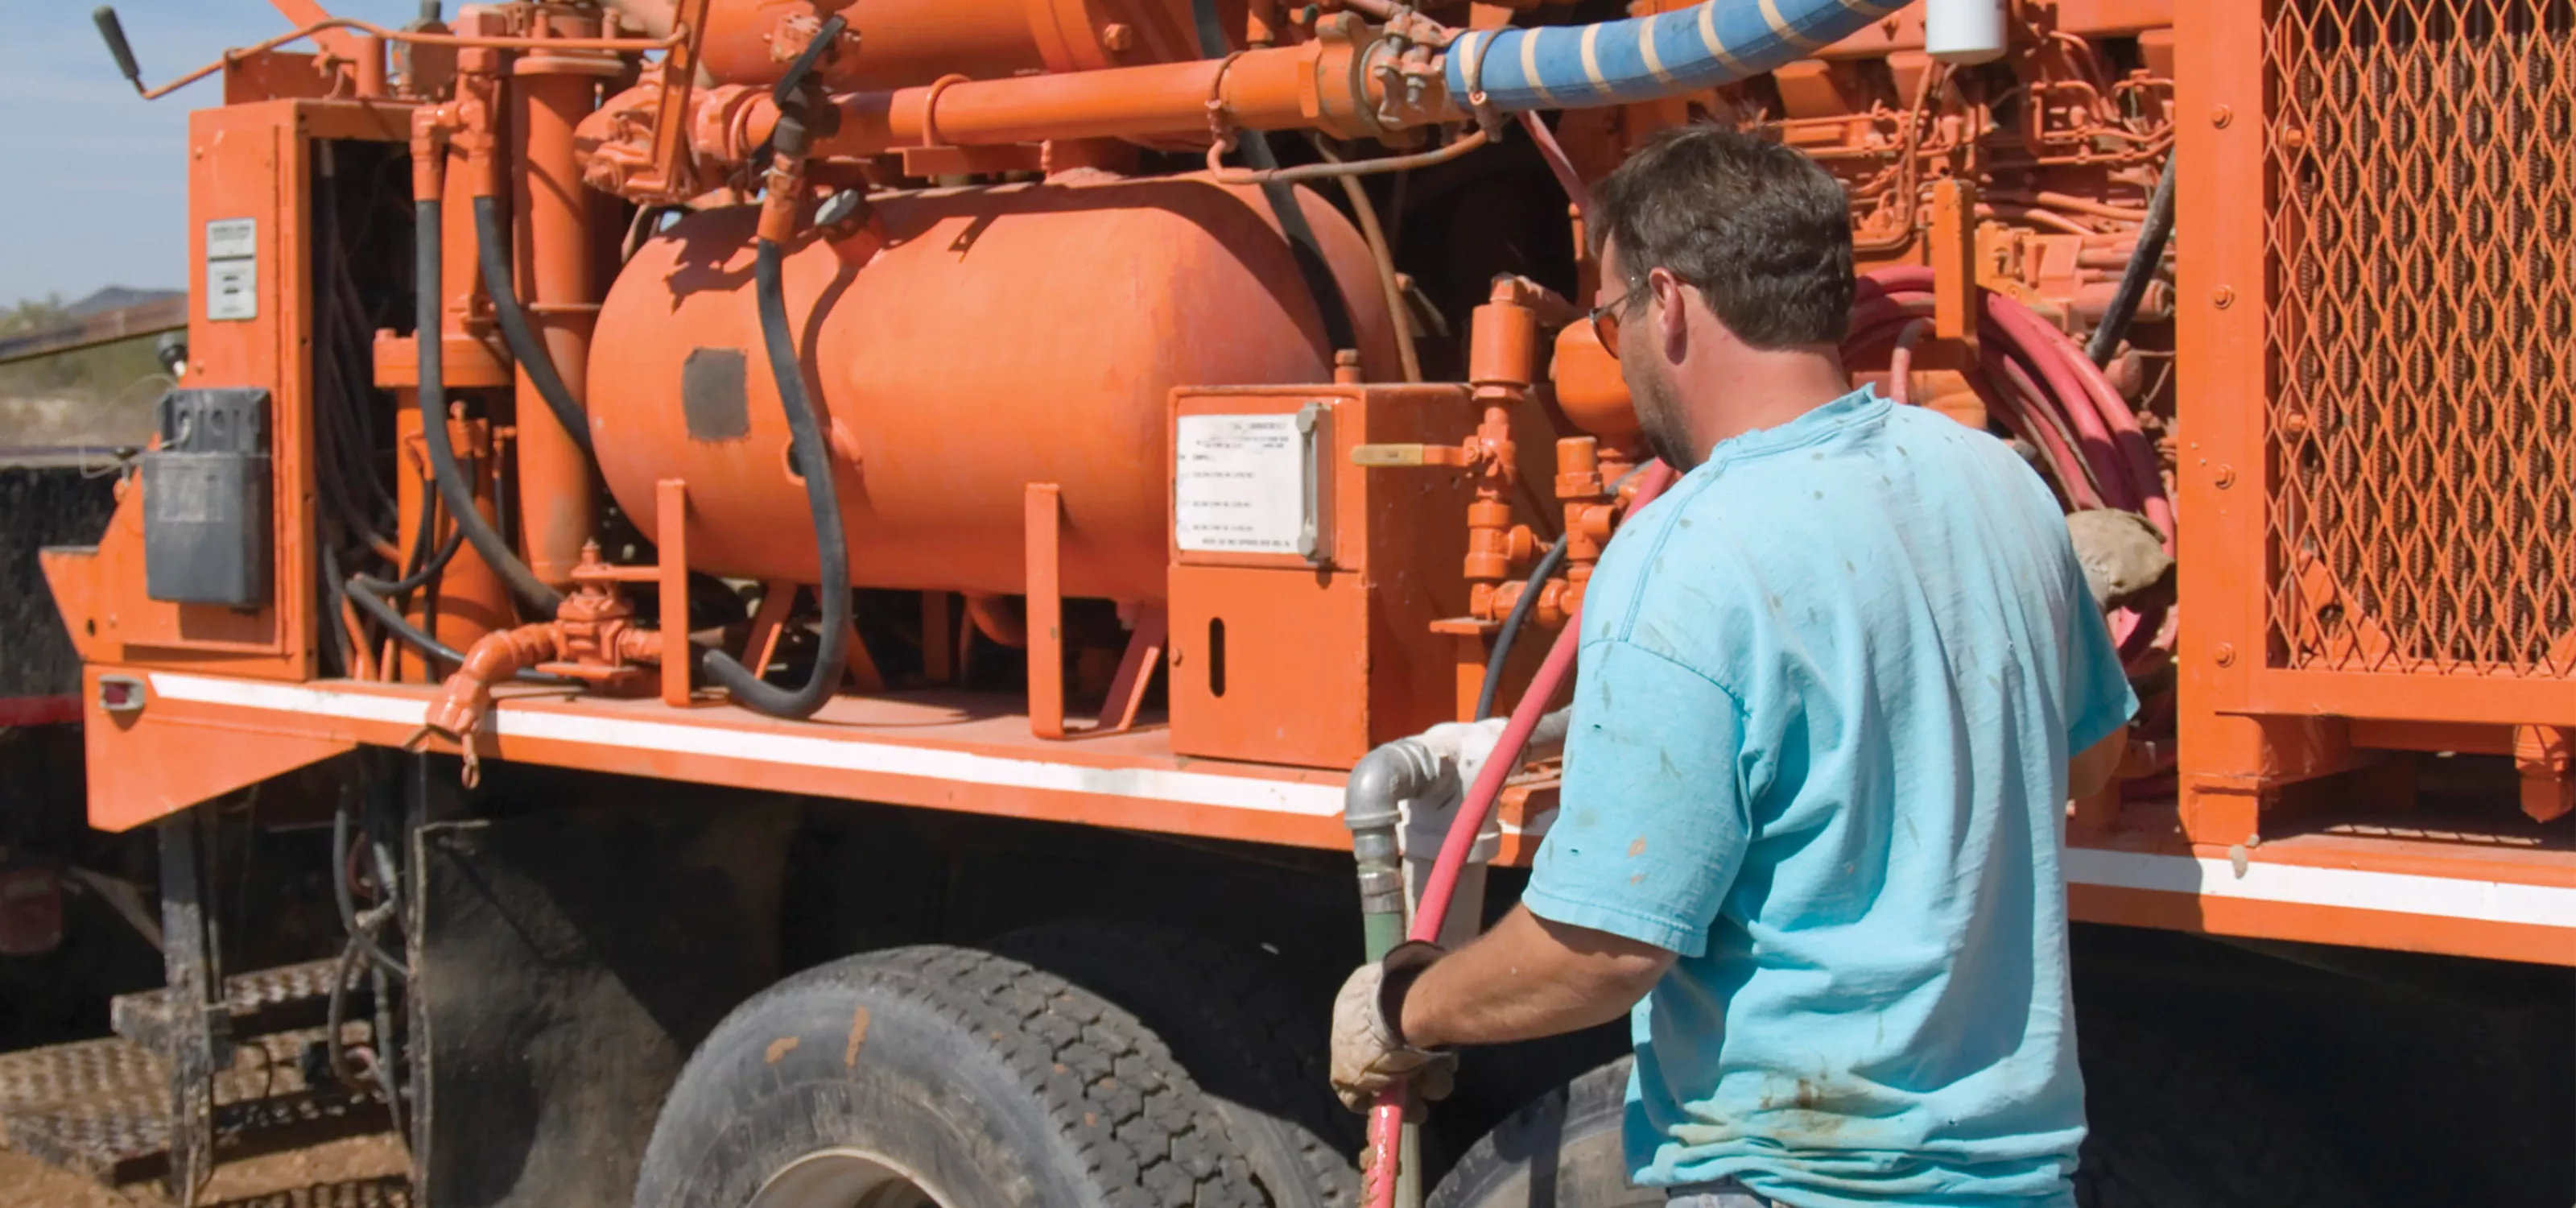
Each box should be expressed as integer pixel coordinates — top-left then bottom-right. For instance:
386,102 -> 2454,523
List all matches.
1524,387 -> 2136,1208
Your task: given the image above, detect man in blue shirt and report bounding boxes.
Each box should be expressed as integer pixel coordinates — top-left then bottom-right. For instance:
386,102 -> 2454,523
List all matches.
1328,127 -> 2136,1207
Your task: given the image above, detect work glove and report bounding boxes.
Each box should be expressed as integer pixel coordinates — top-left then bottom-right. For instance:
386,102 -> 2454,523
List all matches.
1328,940 -> 1455,1112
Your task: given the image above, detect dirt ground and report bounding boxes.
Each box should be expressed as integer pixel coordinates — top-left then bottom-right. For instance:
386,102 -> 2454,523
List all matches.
0,1133 -> 410,1208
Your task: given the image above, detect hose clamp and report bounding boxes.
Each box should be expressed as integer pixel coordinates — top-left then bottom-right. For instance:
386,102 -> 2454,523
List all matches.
1455,27 -> 1508,139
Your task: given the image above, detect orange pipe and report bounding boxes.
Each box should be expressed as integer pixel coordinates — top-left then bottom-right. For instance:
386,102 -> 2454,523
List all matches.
670,32 -> 1447,169
687,0 -> 1227,92
510,29 -> 615,589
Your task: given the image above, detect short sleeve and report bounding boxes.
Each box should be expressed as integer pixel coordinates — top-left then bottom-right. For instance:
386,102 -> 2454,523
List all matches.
1523,639 -> 1752,959
2062,551 -> 2140,754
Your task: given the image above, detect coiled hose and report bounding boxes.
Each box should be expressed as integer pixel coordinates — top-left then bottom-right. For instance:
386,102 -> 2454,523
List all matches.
472,196 -> 593,456
684,236 -> 851,719
1847,267 -> 2173,660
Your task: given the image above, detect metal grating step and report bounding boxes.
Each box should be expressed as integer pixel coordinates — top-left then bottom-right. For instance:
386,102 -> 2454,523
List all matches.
210,1176 -> 412,1208
114,959 -> 374,1055
0,1026 -> 391,1187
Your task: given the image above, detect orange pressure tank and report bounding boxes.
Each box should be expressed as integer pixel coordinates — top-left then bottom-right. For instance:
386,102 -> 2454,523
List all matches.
588,173 -> 1395,602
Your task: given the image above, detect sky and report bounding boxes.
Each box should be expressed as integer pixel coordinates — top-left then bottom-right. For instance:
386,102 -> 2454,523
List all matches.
0,1 -> 425,310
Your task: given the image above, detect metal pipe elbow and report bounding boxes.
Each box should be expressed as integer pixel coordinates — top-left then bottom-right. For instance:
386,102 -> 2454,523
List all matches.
1346,738 -> 1447,834
422,625 -> 561,743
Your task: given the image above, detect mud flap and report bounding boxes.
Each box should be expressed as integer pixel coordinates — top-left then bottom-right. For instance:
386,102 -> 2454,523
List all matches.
408,799 -> 795,1207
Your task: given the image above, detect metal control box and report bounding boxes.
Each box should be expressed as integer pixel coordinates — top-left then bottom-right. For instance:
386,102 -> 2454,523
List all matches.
142,387 -> 272,607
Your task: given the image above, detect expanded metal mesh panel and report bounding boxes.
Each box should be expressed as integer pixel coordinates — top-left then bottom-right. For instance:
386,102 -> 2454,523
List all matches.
2263,0 -> 2576,676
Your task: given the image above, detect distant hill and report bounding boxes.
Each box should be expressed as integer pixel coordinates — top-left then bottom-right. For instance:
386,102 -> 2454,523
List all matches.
63,287 -> 184,320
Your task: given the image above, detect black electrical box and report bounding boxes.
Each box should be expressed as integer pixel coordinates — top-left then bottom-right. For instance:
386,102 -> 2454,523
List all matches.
142,387 -> 272,607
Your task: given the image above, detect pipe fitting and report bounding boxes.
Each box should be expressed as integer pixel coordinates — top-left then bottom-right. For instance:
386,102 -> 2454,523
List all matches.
421,625 -> 561,744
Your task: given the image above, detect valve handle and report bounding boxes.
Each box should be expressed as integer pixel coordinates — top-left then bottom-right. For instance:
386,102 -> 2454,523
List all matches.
93,6 -> 143,93
771,14 -> 850,108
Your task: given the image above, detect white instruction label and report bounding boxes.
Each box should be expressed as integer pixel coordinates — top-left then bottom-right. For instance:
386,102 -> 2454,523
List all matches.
205,218 -> 257,260
205,218 -> 257,321
1175,413 -> 1311,556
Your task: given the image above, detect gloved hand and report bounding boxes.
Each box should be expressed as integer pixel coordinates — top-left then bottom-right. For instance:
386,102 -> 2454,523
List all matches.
1328,940 -> 1455,1112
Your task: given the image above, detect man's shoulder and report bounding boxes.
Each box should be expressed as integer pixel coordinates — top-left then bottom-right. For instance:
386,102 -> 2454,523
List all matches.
1583,474 -> 1772,687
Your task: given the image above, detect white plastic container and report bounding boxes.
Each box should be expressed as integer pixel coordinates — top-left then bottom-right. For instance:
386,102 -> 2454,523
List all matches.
1926,0 -> 2009,64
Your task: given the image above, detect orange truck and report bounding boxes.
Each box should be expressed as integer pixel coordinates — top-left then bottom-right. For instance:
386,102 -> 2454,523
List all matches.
2,1 -> 2567,1206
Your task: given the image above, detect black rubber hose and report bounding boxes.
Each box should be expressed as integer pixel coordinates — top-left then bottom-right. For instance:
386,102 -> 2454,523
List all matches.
331,807 -> 407,981
471,196 -> 593,456
2086,160 -> 2178,367
344,575 -> 466,665
415,198 -> 563,614
344,573 -> 561,684
1474,533 -> 1571,722
688,236 -> 850,719
361,525 -> 464,598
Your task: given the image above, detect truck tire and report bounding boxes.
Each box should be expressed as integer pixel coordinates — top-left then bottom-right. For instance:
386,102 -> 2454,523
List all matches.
633,945 -> 1262,1208
1425,1057 -> 1654,1208
1432,1025 -> 2368,1208
996,920 -> 1361,1208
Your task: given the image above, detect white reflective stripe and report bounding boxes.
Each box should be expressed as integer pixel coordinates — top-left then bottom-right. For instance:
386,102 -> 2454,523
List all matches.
146,672 -> 1349,818
1697,2 -> 1747,74
1639,12 -> 1677,85
149,674 -> 434,726
1521,28 -> 1559,106
1761,0 -> 1827,50
2062,846 -> 2576,931
1580,24 -> 1613,98
139,672 -> 2576,929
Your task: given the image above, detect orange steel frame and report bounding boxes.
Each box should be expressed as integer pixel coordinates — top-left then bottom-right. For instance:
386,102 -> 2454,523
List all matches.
40,5 -> 2576,972
2174,0 -> 2576,847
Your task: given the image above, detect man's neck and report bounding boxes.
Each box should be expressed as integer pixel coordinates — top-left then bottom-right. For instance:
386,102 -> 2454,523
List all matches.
1690,345 -> 1854,450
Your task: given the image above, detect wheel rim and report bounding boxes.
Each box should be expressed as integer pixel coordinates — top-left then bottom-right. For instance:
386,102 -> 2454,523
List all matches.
748,1148 -> 952,1208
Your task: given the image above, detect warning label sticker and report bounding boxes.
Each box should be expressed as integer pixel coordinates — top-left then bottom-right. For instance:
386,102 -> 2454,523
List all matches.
1174,413 -> 1308,555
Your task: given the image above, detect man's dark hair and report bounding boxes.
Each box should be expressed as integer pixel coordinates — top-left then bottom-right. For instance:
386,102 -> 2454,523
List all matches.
1591,126 -> 1855,349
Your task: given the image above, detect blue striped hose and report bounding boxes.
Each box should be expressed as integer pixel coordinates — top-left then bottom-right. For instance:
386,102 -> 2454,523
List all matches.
1442,0 -> 1910,113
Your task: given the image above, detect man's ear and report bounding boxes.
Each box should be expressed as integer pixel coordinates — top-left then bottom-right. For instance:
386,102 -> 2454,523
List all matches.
1648,266 -> 1690,359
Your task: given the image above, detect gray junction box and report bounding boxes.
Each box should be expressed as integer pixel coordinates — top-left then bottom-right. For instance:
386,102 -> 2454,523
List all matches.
142,387 -> 272,608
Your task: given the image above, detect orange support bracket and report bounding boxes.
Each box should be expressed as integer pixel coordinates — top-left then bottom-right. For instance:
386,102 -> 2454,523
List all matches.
1025,483 -> 1162,739
1098,606 -> 1170,734
844,618 -> 886,693
743,581 -> 800,681
1027,483 -> 1067,739
1930,178 -> 1979,344
656,478 -> 692,706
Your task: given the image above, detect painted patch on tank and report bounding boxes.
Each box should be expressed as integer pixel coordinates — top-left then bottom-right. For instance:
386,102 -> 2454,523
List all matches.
681,347 -> 749,442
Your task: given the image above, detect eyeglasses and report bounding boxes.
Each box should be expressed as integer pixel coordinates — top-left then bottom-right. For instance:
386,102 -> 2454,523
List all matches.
1587,285 -> 1640,359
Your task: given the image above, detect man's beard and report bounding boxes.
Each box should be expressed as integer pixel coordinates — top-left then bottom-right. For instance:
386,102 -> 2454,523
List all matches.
1629,359 -> 1698,473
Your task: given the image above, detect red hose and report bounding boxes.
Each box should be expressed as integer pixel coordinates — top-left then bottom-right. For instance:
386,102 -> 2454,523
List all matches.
1361,463 -> 1678,1208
